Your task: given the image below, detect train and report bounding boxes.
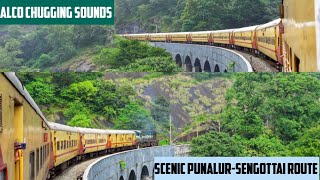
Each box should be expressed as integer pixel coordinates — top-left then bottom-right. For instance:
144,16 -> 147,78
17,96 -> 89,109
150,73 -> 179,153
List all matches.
0,72 -> 158,180
121,0 -> 319,72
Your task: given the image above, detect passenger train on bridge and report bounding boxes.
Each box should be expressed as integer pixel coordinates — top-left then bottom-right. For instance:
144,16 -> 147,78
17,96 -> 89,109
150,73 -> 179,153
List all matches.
0,73 -> 158,180
121,0 -> 320,72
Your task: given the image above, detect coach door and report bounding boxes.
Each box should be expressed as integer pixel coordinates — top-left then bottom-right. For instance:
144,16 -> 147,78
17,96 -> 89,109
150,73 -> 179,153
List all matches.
79,134 -> 84,154
107,135 -> 112,149
13,100 -> 23,180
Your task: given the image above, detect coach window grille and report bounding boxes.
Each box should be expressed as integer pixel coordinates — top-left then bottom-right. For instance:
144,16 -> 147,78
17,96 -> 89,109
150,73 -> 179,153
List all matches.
40,147 -> 43,169
29,151 -> 35,180
0,169 -> 5,180
42,146 -> 44,165
36,148 -> 39,176
46,144 -> 48,158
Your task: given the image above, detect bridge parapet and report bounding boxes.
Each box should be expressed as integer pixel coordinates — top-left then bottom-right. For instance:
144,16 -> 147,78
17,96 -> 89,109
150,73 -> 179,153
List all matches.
151,42 -> 253,72
83,145 -> 190,180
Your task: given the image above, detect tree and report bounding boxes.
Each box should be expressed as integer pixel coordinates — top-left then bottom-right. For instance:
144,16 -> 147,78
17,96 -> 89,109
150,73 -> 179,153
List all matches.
151,96 -> 170,122
64,101 -> 91,120
223,73 -> 320,143
94,38 -> 173,70
67,114 -> 92,128
0,38 -> 23,70
120,57 -> 181,72
244,134 -> 290,156
291,126 -> 320,156
62,80 -> 98,101
25,78 -> 56,105
114,102 -> 153,130
191,131 -> 245,157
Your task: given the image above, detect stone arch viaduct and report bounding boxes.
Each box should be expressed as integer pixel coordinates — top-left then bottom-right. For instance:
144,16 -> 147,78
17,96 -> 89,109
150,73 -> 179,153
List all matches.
151,42 -> 253,72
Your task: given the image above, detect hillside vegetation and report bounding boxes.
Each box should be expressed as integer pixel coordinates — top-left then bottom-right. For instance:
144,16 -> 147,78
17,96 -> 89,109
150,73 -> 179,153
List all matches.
116,0 -> 281,33
0,25 -> 178,72
191,73 -> 320,157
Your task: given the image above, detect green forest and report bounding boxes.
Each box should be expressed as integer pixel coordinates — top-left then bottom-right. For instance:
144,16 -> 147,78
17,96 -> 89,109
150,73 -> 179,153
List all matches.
191,73 -> 320,157
0,25 -> 178,72
116,0 -> 281,33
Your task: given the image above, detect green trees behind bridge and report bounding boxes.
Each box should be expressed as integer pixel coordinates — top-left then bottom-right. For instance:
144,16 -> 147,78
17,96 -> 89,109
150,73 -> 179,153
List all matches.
116,0 -> 281,33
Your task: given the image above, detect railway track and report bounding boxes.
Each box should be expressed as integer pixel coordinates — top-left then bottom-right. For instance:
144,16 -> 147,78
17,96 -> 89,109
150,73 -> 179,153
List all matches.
232,49 -> 280,72
52,156 -> 101,180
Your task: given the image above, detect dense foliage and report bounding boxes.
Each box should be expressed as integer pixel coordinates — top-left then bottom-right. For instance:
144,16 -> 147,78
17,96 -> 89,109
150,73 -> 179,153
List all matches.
191,73 -> 320,157
94,37 -> 181,72
18,73 -> 155,129
0,26 -> 180,72
115,0 -> 281,33
0,25 -> 113,71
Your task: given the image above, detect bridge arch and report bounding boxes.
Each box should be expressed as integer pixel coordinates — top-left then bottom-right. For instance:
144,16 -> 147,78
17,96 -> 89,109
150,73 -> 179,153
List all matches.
214,64 -> 220,72
129,170 -> 136,180
141,165 -> 150,180
175,54 -> 183,68
119,176 -> 124,180
194,58 -> 202,72
184,56 -> 193,72
204,61 -> 211,72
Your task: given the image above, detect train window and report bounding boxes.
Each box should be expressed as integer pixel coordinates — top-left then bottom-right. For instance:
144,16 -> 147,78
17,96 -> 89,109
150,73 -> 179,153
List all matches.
44,145 -> 47,160
289,48 -> 293,70
0,169 -> 5,180
41,146 -> 44,165
0,93 -> 2,133
41,146 -> 46,166
64,140 -> 66,149
40,147 -> 43,168
46,144 -> 49,158
294,55 -> 300,72
44,145 -> 46,162
36,148 -> 39,176
29,151 -> 35,180
57,141 -> 60,150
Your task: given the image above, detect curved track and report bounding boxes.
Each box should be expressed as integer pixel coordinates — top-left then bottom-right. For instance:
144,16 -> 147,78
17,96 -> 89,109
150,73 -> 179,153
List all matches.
53,157 -> 101,180
232,50 -> 279,72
